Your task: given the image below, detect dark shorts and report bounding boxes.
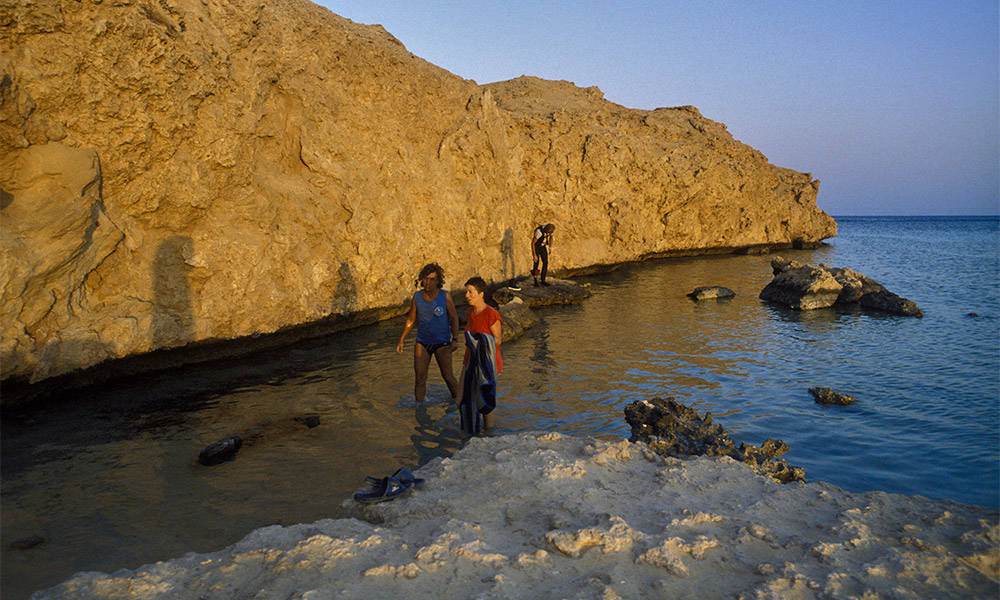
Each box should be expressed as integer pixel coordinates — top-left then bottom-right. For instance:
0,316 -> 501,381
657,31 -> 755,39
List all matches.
418,341 -> 451,355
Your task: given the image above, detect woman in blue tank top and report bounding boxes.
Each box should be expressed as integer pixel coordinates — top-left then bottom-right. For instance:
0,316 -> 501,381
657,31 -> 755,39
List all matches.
395,263 -> 460,402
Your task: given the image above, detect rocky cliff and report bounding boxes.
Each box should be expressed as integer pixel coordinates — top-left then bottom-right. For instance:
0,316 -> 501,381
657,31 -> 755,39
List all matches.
0,0 -> 836,386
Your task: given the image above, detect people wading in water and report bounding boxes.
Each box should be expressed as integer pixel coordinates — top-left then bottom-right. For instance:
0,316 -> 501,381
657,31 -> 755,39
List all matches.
531,223 -> 555,286
396,263 -> 460,403
458,276 -> 502,433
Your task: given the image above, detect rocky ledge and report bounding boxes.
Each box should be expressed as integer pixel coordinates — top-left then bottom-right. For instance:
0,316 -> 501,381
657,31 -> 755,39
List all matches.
2,0 -> 834,388
760,258 -> 922,316
625,397 -> 805,483
35,431 -> 998,599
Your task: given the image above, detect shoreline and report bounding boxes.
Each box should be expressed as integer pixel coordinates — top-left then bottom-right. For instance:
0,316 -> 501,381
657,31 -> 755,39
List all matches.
34,432 -> 999,599
1,243 -> 827,409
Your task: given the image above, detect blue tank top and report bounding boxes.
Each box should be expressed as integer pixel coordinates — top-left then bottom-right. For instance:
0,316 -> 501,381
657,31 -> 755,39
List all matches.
415,289 -> 451,345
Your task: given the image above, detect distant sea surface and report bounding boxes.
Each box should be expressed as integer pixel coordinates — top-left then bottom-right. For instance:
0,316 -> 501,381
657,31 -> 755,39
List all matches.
3,216 -> 998,599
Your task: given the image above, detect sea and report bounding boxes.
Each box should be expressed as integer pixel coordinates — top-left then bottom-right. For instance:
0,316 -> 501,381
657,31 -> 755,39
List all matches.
2,215 -> 998,599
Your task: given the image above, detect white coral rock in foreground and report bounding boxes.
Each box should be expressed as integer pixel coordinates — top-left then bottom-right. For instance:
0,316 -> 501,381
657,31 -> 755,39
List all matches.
37,433 -> 998,599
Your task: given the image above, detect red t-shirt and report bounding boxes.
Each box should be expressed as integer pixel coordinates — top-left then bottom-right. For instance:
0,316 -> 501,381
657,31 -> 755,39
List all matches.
465,305 -> 502,373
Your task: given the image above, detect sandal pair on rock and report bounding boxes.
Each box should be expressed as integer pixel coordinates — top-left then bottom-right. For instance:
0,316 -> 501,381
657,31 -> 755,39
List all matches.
353,468 -> 424,504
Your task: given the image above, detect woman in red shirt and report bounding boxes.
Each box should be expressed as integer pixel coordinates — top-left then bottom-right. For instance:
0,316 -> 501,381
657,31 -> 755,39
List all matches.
460,276 -> 501,430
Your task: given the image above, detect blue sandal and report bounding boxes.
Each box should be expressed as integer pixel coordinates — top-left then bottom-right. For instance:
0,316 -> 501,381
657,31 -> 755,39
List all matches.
353,476 -> 412,503
364,468 -> 425,489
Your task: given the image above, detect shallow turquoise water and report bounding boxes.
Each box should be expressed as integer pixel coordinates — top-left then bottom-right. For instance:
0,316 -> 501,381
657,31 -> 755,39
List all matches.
3,216 -> 998,599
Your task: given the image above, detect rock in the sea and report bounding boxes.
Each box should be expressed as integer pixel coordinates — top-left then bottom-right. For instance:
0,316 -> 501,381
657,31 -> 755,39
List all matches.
1,0 -> 835,387
8,535 -> 45,551
624,397 -> 805,483
198,415 -> 320,466
761,258 -> 921,316
496,297 -> 539,343
491,277 -> 591,308
687,286 -> 736,300
808,387 -> 857,406
759,266 -> 843,310
860,290 -> 924,318
198,435 -> 243,466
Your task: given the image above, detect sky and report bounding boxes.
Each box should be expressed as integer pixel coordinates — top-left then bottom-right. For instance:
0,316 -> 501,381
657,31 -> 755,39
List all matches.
318,1 -> 998,216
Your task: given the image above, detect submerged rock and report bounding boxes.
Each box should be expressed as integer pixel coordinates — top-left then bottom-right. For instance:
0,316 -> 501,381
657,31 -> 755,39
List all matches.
687,286 -> 736,300
624,397 -> 806,483
198,415 -> 321,466
808,387 -> 857,405
761,258 -> 921,316
491,277 -> 591,308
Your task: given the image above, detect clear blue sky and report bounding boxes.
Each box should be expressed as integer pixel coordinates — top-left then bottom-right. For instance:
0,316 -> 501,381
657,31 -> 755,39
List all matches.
317,1 -> 998,216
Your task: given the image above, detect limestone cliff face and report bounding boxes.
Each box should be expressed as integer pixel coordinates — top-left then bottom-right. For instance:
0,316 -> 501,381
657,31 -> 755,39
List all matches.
0,0 -> 836,384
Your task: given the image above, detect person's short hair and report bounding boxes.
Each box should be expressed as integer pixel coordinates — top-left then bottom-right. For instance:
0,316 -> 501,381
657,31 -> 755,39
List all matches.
464,276 -> 487,294
543,223 -> 555,233
417,263 -> 445,287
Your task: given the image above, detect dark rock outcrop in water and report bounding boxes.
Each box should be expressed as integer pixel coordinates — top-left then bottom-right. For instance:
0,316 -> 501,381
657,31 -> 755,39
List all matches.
198,415 -> 321,466
495,298 -> 539,343
808,387 -> 857,406
687,286 -> 736,300
624,397 -> 806,483
761,258 -> 922,317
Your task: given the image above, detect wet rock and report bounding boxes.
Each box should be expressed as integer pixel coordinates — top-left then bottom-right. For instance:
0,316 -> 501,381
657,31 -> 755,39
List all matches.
808,387 -> 857,406
491,276 -> 591,308
8,535 -> 45,550
624,397 -> 805,484
198,435 -> 243,466
762,258 -> 921,317
759,266 -> 843,310
687,286 -> 736,301
198,415 -> 321,466
497,297 -> 539,343
860,290 -> 923,318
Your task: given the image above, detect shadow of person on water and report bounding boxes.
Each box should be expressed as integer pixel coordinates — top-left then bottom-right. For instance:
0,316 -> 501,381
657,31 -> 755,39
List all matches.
411,400 -> 464,468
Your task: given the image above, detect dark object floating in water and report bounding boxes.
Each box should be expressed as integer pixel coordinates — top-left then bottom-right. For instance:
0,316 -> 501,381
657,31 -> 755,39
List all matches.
687,286 -> 736,300
198,435 -> 243,466
809,387 -> 857,406
198,414 -> 322,466
8,535 -> 45,551
967,312 -> 979,318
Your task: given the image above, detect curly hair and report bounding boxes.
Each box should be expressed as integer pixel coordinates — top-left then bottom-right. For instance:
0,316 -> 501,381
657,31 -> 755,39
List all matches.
417,263 -> 445,287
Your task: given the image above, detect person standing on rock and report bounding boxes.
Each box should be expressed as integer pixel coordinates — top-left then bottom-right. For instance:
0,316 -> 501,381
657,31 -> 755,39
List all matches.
531,223 -> 555,287
396,263 -> 461,403
458,276 -> 502,433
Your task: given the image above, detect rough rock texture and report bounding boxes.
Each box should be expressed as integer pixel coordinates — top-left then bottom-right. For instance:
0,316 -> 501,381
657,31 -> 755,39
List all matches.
495,297 -> 538,343
809,387 -> 857,406
624,397 -> 806,483
687,286 -> 736,300
35,433 -> 998,600
763,258 -> 922,316
491,276 -> 592,308
1,0 -> 836,385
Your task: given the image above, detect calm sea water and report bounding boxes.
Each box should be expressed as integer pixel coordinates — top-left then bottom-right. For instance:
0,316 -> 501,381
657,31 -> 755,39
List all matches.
3,216 -> 998,599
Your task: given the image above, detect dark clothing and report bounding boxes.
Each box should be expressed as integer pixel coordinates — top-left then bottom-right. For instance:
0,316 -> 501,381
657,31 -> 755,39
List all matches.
532,245 -> 549,283
460,331 -> 497,436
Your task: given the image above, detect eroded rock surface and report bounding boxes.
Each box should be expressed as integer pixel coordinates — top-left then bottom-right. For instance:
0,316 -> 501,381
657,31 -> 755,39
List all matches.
687,286 -> 736,300
2,0 -> 835,385
624,397 -> 806,483
491,277 -> 591,308
762,258 -> 922,316
35,433 -> 999,600
809,387 -> 857,406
